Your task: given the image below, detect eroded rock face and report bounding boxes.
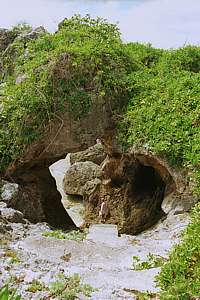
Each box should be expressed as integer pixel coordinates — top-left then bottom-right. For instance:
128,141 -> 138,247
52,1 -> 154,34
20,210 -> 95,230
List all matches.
84,152 -> 178,234
5,159 -> 75,229
63,161 -> 101,197
70,142 -> 106,166
4,99 -> 114,227
0,201 -> 24,233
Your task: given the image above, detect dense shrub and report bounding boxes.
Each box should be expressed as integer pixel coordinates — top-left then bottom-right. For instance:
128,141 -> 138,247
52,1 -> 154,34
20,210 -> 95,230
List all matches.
0,15 -> 131,168
119,44 -> 200,194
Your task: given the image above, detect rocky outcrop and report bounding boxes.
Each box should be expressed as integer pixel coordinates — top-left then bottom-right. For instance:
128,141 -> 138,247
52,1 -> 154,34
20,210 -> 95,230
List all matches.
5,105 -> 114,226
0,26 -> 46,80
5,159 -> 76,228
15,26 -> 46,43
1,207 -> 25,223
83,147 -> 191,234
0,28 -> 17,53
70,142 -> 106,166
0,201 -> 26,234
63,161 -> 101,197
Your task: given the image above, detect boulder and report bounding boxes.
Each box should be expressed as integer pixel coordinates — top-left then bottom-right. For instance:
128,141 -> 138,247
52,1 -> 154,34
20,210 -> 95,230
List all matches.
63,161 -> 101,196
0,207 -> 25,223
70,142 -> 106,166
1,181 -> 19,202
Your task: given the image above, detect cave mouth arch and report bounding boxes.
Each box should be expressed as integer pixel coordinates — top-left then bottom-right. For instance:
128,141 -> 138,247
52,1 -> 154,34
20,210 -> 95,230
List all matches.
120,152 -> 177,234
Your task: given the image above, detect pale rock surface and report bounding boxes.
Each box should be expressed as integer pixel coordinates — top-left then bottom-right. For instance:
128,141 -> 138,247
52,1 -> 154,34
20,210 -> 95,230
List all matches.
0,209 -> 190,300
1,181 -> 19,202
50,154 -> 85,227
0,204 -> 25,223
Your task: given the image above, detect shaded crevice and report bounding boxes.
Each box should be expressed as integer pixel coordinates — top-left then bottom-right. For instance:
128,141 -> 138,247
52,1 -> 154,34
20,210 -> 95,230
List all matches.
131,164 -> 166,202
122,161 -> 167,234
5,158 -> 76,230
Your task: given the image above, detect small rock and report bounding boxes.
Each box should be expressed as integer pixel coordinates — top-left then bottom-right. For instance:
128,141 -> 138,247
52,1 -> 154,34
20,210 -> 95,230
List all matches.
1,207 -> 24,223
1,182 -> 19,202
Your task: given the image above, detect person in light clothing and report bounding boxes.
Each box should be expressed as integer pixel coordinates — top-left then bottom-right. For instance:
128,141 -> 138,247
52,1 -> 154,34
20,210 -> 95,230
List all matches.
99,196 -> 109,223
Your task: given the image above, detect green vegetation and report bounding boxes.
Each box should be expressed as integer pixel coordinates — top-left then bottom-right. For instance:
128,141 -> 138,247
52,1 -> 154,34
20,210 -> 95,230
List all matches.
124,289 -> 159,300
119,43 -> 200,194
42,229 -> 87,241
49,273 -> 96,300
132,253 -> 167,271
0,285 -> 21,300
0,16 -> 200,299
26,280 -> 45,293
156,203 -> 200,299
3,250 -> 20,264
0,15 -> 130,168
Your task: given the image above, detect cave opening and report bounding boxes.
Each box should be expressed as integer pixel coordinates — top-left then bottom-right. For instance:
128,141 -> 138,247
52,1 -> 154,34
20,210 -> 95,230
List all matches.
132,163 -> 166,201
5,156 -> 77,231
120,158 -> 171,234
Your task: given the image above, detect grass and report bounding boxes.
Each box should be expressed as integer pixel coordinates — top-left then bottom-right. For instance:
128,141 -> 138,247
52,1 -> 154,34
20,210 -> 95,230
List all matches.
26,280 -> 45,293
0,285 -> 21,300
49,273 -> 96,300
42,229 -> 88,242
132,253 -> 167,271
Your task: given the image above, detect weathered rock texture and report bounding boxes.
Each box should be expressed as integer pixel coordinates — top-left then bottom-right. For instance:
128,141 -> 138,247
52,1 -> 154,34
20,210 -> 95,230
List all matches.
5,159 -> 75,228
70,142 -> 106,166
1,181 -> 19,202
0,26 -> 46,80
84,147 -> 188,234
0,28 -> 17,53
4,99 -> 115,226
63,161 -> 101,197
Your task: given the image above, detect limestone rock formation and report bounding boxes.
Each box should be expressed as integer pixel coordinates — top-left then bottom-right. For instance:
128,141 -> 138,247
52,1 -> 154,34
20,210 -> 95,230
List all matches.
70,142 -> 106,166
0,26 -> 46,80
84,149 -> 189,235
15,26 -> 46,43
0,201 -> 24,233
63,161 -> 101,197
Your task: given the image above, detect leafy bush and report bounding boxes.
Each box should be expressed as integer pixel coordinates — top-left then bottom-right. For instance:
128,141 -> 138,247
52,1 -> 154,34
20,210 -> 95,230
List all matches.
0,285 -> 21,300
0,15 -> 130,169
156,203 -> 200,299
118,44 -> 200,194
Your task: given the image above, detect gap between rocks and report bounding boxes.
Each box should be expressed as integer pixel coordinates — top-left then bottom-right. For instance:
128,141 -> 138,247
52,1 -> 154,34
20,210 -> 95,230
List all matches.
4,146 -> 184,235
